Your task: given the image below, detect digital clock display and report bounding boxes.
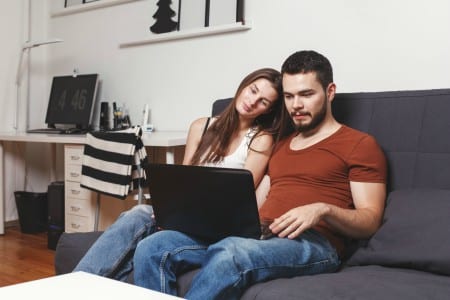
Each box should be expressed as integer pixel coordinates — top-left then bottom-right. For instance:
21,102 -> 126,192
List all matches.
45,74 -> 98,129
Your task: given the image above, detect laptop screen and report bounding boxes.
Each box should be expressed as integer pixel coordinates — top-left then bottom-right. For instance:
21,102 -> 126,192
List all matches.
45,74 -> 98,129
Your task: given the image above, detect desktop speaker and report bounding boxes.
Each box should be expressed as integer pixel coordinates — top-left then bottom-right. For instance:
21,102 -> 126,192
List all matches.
100,102 -> 110,131
47,181 -> 65,250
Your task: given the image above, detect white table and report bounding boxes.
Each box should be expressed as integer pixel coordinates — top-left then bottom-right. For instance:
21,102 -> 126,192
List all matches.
0,271 -> 182,299
0,131 -> 187,234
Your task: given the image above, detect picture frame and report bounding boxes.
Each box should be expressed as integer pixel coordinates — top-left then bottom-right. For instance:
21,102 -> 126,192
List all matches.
178,0 -> 207,30
207,0 -> 244,27
65,0 -> 83,7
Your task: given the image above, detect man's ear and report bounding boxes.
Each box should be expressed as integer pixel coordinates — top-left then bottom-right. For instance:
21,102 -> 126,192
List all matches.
327,83 -> 337,102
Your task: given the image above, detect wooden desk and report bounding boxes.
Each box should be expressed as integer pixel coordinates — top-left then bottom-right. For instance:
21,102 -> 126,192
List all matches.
0,131 -> 187,234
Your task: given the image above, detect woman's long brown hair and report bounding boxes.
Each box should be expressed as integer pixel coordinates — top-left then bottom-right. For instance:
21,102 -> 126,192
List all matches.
190,68 -> 283,166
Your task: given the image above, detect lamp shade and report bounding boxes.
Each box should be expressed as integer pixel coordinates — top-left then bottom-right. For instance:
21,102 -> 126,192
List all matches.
22,38 -> 64,50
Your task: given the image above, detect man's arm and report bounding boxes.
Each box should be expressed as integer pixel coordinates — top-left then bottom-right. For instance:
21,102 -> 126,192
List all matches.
323,181 -> 386,238
269,181 -> 386,240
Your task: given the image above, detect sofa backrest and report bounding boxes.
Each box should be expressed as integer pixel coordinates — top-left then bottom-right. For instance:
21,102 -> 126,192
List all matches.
212,89 -> 450,193
212,98 -> 232,117
333,89 -> 450,193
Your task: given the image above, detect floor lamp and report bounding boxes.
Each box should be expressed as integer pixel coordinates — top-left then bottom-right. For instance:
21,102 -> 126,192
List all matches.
14,38 -> 63,131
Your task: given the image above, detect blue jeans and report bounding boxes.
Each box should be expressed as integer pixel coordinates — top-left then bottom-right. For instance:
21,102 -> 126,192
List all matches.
73,204 -> 157,281
133,229 -> 340,300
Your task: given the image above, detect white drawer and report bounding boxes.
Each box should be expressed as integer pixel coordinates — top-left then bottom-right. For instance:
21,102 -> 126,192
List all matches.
65,146 -> 84,165
65,214 -> 94,233
65,181 -> 92,200
65,164 -> 82,182
66,197 -> 94,217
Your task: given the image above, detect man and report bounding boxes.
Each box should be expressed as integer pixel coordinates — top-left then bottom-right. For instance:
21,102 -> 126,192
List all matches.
132,50 -> 387,299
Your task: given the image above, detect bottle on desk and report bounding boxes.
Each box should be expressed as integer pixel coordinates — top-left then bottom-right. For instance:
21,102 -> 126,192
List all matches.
112,102 -> 131,131
142,104 -> 154,132
99,102 -> 110,131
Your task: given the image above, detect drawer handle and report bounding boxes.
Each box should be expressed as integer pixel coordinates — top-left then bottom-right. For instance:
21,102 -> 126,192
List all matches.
71,189 -> 81,195
70,206 -> 80,212
71,223 -> 81,229
70,172 -> 80,177
71,155 -> 81,161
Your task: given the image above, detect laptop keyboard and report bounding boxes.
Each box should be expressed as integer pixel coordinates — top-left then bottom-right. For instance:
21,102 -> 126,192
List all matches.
27,128 -> 64,134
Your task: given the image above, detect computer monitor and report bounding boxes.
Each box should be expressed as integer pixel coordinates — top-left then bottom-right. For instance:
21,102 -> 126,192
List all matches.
45,74 -> 99,130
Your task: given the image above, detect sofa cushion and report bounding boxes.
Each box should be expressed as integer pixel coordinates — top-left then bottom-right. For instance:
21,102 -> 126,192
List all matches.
346,189 -> 450,275
54,231 -> 104,274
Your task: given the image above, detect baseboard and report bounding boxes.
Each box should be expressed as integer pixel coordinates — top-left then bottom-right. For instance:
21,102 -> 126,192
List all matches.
5,220 -> 19,227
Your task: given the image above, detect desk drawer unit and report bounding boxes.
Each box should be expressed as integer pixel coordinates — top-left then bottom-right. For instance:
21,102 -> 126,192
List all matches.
65,164 -> 82,182
65,214 -> 92,232
64,145 -> 96,233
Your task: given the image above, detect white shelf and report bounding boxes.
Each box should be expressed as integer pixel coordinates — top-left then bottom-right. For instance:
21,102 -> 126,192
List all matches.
51,0 -> 141,17
119,21 -> 252,48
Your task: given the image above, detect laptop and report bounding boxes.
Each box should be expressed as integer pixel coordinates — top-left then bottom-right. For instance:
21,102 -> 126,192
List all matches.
27,74 -> 99,134
146,163 -> 262,243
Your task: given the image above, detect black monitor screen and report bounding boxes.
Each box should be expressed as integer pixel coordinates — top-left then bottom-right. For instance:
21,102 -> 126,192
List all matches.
45,74 -> 98,129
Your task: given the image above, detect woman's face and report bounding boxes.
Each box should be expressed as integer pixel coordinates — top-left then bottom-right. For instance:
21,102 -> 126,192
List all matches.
235,78 -> 279,120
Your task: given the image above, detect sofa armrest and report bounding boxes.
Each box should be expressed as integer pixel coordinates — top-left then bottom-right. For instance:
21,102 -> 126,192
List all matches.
54,231 -> 104,274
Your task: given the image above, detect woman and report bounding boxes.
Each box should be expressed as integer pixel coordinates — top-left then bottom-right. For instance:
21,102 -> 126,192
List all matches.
73,68 -> 282,281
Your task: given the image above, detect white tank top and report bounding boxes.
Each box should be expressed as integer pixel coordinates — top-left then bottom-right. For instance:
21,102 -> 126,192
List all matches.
203,127 -> 258,169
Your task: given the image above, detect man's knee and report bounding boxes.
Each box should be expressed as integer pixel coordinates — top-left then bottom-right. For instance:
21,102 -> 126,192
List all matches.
129,204 -> 153,215
207,237 -> 251,261
120,204 -> 153,220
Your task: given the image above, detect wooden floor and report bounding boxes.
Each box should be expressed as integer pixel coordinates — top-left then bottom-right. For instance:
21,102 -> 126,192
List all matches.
0,225 -> 55,287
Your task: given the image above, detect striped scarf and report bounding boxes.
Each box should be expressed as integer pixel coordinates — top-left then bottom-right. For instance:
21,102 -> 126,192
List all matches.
80,127 -> 148,199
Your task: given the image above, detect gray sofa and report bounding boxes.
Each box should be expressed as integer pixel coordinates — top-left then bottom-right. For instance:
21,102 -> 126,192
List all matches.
55,89 -> 450,299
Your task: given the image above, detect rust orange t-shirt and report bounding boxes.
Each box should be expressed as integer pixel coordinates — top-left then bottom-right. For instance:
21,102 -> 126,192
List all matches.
259,125 -> 387,256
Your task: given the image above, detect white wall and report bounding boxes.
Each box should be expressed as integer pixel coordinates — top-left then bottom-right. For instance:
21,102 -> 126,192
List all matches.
43,0 -> 450,132
0,0 -> 27,222
2,0 -> 450,221
1,1 -> 25,132
0,0 -> 56,222
41,0 -> 450,130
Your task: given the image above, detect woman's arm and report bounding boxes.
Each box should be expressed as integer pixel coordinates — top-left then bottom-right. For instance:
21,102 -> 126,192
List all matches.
244,131 -> 274,188
246,132 -> 273,208
182,117 -> 209,165
255,175 -> 270,208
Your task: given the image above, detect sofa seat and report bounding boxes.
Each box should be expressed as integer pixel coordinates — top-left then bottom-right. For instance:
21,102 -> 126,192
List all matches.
240,265 -> 450,300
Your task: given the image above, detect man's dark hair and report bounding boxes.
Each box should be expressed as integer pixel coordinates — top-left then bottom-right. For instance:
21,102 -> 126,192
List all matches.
281,50 -> 333,91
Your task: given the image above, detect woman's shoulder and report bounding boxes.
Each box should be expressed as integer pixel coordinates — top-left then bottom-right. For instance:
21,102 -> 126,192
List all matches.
187,116 -> 218,139
248,129 -> 274,152
189,117 -> 209,132
190,116 -> 218,128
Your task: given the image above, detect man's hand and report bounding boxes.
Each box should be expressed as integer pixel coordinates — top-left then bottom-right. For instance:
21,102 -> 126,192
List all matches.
268,182 -> 386,240
269,203 -> 330,239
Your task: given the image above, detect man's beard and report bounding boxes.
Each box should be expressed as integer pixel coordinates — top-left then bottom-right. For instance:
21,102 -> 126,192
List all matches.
294,99 -> 327,132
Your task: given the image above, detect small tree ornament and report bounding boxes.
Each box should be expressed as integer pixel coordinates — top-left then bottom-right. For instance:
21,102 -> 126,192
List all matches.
150,0 -> 178,34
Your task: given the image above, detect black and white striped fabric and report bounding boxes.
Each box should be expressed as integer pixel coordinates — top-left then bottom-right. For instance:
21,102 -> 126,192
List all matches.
80,127 -> 148,199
